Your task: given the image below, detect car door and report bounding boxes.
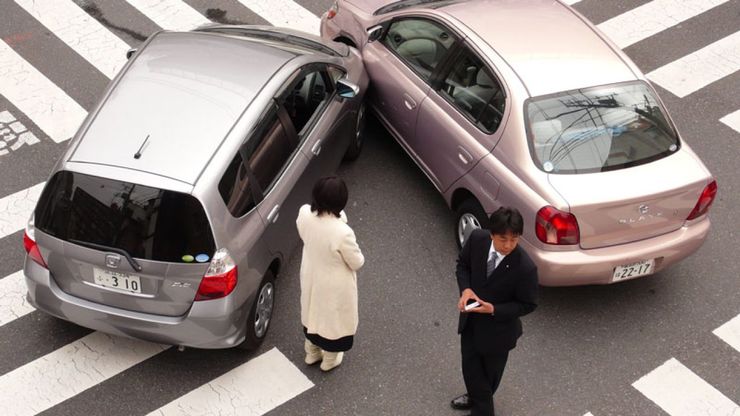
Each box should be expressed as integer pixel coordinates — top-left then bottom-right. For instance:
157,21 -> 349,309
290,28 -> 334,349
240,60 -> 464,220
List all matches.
413,43 -> 507,191
363,17 -> 459,150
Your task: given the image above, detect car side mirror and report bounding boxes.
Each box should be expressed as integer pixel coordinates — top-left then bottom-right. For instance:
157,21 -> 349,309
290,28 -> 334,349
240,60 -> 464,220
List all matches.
366,25 -> 383,43
126,48 -> 138,60
336,79 -> 360,99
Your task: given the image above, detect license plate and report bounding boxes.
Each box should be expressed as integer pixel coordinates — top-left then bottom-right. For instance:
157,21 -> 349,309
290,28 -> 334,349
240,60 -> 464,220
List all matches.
93,267 -> 142,293
612,259 -> 655,282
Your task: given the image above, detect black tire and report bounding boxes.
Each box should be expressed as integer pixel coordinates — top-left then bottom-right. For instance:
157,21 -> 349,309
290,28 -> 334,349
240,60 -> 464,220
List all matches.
343,101 -> 366,161
454,198 -> 489,249
238,271 -> 276,350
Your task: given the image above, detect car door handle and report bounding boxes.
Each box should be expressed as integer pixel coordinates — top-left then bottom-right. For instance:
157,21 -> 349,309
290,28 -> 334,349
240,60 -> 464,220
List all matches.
267,204 -> 280,223
402,93 -> 416,110
458,147 -> 473,165
311,140 -> 322,156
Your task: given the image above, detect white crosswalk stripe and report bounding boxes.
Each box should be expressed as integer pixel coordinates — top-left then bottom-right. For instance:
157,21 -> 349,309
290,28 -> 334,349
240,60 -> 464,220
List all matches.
125,0 -> 209,32
596,0 -> 730,49
235,0 -> 320,34
0,270 -> 35,327
0,39 -> 87,143
713,313 -> 740,352
148,348 -> 313,416
0,181 -> 44,240
0,331 -> 169,416
719,109 -> 740,134
632,357 -> 740,416
647,30 -> 740,97
13,0 -> 130,79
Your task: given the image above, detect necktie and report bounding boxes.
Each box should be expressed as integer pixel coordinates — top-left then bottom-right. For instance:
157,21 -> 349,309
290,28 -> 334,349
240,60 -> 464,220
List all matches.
487,251 -> 498,277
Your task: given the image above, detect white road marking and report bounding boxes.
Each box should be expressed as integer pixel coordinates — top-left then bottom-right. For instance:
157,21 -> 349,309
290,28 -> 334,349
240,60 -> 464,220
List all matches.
0,110 -> 40,156
0,270 -> 35,327
125,0 -> 209,32
647,30 -> 740,97
235,0 -> 320,35
561,0 -> 582,5
597,0 -> 729,48
0,331 -> 169,416
0,40 -> 87,143
0,181 -> 44,240
719,109 -> 740,134
632,357 -> 740,416
147,347 -> 313,416
13,0 -> 130,79
583,413 -> 595,416
713,313 -> 740,352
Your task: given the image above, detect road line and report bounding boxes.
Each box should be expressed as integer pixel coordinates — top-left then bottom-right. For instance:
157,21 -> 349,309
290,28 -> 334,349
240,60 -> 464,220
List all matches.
646,30 -> 740,97
0,40 -> 87,143
147,347 -> 313,416
713,313 -> 740,352
14,0 -> 129,79
719,109 -> 740,134
597,0 -> 729,48
0,331 -> 168,416
632,357 -> 740,416
0,270 -> 34,327
0,181 -> 45,240
125,0 -> 209,32
235,0 -> 320,35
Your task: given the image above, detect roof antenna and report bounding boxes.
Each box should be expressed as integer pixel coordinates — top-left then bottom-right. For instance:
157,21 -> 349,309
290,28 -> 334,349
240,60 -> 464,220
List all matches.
134,134 -> 150,159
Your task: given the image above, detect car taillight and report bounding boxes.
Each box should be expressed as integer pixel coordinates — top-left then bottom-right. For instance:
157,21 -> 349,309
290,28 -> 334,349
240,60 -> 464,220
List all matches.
686,180 -> 718,220
535,206 -> 580,245
195,248 -> 238,301
23,216 -> 47,268
327,1 -> 338,19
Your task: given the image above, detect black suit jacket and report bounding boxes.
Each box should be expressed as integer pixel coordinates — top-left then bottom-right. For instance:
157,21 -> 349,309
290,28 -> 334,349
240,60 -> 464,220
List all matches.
457,229 -> 539,354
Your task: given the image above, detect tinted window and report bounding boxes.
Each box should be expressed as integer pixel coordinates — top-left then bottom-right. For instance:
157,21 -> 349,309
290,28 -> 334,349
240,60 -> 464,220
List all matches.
383,18 -> 456,81
281,69 -> 333,134
439,47 -> 505,133
35,171 -> 215,263
526,82 -> 679,174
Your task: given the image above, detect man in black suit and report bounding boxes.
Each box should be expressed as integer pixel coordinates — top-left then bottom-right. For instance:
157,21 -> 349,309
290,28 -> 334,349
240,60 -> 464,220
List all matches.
450,207 -> 538,416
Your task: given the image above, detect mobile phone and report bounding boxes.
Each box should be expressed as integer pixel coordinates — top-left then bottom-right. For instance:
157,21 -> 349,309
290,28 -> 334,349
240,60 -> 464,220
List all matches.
464,300 -> 480,311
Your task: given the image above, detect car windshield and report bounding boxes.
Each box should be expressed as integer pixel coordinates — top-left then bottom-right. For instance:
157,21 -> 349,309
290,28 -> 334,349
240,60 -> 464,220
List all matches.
374,0 -> 466,15
526,82 -> 679,174
34,171 -> 216,263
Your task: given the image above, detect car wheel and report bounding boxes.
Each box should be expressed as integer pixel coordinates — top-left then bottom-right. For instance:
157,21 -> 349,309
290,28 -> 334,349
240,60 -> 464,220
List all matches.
343,102 -> 365,161
455,198 -> 489,249
238,271 -> 275,350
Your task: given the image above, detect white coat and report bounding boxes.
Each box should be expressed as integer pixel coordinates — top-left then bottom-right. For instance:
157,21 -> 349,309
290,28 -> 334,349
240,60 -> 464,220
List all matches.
296,204 -> 364,340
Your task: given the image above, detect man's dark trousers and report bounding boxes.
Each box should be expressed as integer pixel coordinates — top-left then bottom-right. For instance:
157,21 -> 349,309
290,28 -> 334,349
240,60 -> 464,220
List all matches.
461,321 -> 508,415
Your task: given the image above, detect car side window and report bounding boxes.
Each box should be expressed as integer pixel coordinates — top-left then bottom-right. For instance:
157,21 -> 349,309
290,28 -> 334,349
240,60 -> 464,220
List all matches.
439,47 -> 506,133
219,102 -> 297,217
279,68 -> 334,135
382,18 -> 457,82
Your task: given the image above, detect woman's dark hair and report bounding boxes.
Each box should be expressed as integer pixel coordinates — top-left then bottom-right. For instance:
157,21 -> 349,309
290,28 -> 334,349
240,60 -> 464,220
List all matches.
311,176 -> 348,218
488,207 -> 524,236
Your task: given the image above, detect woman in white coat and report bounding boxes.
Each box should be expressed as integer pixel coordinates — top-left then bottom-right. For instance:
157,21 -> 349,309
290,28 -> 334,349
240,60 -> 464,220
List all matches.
296,176 -> 364,372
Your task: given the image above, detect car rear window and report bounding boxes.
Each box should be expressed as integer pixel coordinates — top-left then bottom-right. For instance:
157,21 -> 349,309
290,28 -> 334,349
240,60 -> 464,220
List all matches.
525,82 -> 679,174
35,171 -> 216,263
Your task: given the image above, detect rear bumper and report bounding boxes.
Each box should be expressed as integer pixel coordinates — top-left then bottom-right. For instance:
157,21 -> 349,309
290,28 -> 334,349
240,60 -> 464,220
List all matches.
524,217 -> 711,286
24,260 -> 251,349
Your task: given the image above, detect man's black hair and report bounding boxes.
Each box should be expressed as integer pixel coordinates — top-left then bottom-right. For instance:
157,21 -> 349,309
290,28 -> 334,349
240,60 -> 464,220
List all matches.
311,176 -> 348,218
488,206 -> 524,236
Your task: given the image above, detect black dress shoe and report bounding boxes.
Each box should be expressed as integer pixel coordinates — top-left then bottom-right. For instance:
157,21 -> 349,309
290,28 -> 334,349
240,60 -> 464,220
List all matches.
450,393 -> 472,410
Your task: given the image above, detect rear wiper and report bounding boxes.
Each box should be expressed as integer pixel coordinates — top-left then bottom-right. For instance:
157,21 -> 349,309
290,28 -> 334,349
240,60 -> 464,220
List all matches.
69,239 -> 143,272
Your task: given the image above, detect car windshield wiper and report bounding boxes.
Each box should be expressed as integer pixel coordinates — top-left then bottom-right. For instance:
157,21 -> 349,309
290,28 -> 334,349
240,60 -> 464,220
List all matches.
69,239 -> 143,272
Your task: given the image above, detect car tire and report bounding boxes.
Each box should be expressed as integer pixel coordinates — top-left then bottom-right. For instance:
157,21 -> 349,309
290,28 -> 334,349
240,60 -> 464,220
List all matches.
343,101 -> 365,161
238,270 -> 276,350
455,198 -> 489,249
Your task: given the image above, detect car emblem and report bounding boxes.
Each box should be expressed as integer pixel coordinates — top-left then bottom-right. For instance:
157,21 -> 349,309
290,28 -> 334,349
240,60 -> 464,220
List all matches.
105,254 -> 121,269
638,204 -> 649,215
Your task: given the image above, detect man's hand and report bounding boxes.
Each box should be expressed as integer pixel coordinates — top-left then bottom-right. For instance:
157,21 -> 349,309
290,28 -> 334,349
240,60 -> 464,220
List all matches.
458,289 -> 495,314
468,299 -> 495,315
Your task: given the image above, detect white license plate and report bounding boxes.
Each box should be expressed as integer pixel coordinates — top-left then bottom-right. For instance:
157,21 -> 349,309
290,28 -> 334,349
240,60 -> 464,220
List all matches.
612,259 -> 655,282
93,267 -> 142,293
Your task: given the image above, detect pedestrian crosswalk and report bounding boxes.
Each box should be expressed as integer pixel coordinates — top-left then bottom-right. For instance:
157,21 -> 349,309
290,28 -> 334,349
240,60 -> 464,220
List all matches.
0,0 -> 737,415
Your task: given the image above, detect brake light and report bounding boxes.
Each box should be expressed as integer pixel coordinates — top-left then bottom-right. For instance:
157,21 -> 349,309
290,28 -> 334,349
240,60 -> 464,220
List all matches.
327,1 -> 338,19
536,206 -> 580,245
686,180 -> 718,220
195,248 -> 238,301
23,217 -> 47,268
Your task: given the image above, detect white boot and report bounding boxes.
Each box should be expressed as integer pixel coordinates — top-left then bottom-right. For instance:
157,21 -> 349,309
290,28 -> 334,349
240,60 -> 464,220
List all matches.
304,339 -> 323,365
320,351 -> 344,372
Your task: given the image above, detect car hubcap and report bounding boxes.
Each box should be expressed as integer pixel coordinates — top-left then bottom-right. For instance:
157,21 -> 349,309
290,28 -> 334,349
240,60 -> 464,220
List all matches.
458,213 -> 481,246
254,282 -> 274,338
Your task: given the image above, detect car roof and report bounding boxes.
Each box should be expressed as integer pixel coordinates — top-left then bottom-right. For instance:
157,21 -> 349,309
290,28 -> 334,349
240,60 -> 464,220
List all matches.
69,31 -> 296,185
439,0 -> 638,97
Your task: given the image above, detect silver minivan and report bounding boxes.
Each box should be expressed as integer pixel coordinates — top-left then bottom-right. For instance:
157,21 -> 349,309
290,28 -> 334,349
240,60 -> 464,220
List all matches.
23,25 -> 368,349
